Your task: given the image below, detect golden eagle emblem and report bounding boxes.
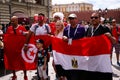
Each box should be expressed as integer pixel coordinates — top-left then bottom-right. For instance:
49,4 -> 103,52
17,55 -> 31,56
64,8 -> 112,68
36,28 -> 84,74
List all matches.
71,57 -> 78,68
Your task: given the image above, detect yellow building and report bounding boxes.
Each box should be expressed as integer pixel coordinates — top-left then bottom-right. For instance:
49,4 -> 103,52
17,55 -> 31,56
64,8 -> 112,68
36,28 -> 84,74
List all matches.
52,2 -> 93,18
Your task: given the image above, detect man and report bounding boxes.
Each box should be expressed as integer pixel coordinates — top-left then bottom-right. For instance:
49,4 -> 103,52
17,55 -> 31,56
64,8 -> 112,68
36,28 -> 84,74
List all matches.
24,13 -> 51,45
85,12 -> 116,80
33,14 -> 38,24
5,16 -> 28,80
24,13 -> 51,80
62,13 -> 85,80
111,19 -> 120,66
63,13 -> 85,40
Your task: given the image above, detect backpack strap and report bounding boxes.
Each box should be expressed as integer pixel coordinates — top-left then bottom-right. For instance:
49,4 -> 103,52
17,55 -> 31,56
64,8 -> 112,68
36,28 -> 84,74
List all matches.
34,25 -> 39,35
45,24 -> 51,34
116,26 -> 119,32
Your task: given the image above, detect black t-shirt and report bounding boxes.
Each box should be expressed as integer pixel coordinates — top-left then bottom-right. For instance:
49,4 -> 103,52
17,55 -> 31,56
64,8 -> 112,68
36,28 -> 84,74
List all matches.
38,49 -> 47,66
86,24 -> 111,37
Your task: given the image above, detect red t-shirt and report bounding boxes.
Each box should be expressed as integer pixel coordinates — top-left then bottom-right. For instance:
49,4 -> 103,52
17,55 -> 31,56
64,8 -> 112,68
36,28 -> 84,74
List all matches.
49,22 -> 56,35
6,25 -> 27,35
64,22 -> 68,27
112,26 -> 120,42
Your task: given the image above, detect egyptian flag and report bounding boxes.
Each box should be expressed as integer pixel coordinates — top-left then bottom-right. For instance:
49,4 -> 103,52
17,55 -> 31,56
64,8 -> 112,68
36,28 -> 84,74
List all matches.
52,35 -> 112,80
4,34 -> 37,70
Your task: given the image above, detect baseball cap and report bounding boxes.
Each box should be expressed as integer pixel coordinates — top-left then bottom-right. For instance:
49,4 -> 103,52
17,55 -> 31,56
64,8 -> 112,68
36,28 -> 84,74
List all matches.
53,12 -> 64,20
112,19 -> 116,22
36,39 -> 44,44
68,13 -> 77,18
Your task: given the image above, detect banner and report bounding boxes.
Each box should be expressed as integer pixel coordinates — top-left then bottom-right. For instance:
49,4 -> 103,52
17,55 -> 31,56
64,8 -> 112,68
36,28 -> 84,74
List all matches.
4,34 -> 51,70
35,35 -> 52,48
52,35 -> 112,73
4,34 -> 37,70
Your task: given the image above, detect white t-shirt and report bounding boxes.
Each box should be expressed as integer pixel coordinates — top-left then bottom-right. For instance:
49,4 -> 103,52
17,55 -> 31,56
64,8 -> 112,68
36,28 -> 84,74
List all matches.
30,23 -> 51,35
56,31 -> 63,39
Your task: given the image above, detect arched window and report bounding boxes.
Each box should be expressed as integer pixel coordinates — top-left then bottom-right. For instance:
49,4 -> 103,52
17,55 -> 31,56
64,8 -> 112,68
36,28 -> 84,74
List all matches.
35,0 -> 44,5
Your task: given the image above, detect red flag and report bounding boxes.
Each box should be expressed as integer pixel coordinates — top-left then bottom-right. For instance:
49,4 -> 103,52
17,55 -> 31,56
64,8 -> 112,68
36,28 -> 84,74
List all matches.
35,35 -> 52,48
52,35 -> 112,56
4,34 -> 37,70
52,35 -> 112,73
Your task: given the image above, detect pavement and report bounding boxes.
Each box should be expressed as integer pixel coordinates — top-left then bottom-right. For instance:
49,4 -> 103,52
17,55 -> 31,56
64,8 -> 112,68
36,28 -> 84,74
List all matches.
0,52 -> 120,80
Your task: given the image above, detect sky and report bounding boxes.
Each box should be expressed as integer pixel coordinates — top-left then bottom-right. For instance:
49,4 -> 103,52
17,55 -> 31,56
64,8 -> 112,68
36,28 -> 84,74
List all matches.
52,0 -> 120,10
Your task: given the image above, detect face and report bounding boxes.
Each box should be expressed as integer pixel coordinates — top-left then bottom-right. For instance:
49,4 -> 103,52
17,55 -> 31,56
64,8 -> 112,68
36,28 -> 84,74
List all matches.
34,16 -> 38,23
91,13 -> 100,26
54,16 -> 61,22
68,17 -> 78,25
38,15 -> 44,24
11,17 -> 18,27
112,21 -> 116,26
0,26 -> 2,30
36,43 -> 43,49
55,22 -> 64,31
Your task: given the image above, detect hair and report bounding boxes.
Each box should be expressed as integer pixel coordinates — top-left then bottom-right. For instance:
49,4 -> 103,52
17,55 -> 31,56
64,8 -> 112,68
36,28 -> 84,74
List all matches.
55,20 -> 65,36
38,13 -> 45,17
11,16 -> 18,19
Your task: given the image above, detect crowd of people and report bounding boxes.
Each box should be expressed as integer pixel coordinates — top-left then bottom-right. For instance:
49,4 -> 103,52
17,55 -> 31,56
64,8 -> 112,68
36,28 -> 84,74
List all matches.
0,11 -> 120,80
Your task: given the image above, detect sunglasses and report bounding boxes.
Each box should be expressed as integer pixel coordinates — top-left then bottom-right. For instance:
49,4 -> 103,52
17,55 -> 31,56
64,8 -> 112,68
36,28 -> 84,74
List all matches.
91,16 -> 99,19
112,21 -> 116,23
68,17 -> 75,20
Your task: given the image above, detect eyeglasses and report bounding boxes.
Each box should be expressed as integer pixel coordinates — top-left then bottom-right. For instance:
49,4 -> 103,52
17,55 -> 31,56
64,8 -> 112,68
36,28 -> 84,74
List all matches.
68,17 -> 75,20
91,16 -> 99,19
112,21 -> 116,23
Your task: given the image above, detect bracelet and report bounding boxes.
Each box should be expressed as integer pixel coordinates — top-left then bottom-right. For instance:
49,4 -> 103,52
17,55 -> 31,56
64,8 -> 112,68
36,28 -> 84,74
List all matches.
24,44 -> 28,46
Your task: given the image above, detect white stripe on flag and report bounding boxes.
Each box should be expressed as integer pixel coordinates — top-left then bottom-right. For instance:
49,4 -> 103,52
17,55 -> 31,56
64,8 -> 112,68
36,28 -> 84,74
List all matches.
53,50 -> 112,73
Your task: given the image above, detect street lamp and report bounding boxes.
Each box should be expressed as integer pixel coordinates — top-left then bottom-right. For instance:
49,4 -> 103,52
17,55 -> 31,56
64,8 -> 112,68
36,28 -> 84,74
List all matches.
47,0 -> 50,23
98,8 -> 108,18
9,0 -> 12,19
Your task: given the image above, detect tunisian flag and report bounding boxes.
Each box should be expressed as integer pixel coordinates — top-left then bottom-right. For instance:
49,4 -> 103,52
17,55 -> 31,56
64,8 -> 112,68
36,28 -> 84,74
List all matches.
52,35 -> 112,73
4,34 -> 51,70
4,34 -> 37,70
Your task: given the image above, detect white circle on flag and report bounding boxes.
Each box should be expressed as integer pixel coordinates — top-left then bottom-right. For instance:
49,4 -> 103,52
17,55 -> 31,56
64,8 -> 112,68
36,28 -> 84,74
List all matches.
21,44 -> 37,63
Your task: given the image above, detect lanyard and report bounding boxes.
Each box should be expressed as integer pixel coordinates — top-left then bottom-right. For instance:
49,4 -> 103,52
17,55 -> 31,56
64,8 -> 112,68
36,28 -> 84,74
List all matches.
91,24 -> 100,36
68,24 -> 79,38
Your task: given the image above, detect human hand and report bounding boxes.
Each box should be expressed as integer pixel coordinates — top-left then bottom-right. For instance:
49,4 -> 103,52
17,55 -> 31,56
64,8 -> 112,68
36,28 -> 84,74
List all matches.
43,65 -> 46,70
104,32 -> 116,44
62,36 -> 68,42
23,44 -> 28,53
104,32 -> 112,38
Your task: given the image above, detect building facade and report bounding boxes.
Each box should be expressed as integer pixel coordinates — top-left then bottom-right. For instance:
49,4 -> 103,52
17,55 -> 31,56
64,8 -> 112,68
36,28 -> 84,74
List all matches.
52,2 -> 93,18
0,0 -> 52,25
69,9 -> 120,23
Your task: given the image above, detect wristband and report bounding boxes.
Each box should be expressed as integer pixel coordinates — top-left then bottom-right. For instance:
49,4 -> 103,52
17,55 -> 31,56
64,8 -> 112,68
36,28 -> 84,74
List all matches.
24,44 -> 28,46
